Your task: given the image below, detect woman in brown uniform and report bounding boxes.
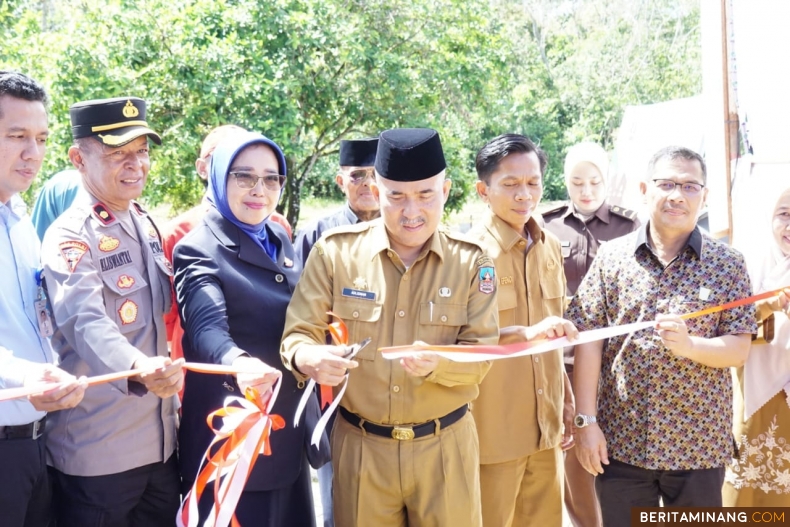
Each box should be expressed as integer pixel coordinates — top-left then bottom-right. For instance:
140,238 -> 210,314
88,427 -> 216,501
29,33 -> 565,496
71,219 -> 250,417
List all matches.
543,142 -> 639,527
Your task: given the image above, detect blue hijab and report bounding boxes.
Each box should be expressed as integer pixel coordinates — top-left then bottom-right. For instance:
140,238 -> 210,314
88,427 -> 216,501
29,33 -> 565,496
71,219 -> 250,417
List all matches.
207,131 -> 287,261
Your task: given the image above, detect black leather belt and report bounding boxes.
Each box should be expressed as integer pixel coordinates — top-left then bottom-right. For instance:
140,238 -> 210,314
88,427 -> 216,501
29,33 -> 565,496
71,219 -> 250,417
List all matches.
339,405 -> 468,441
0,416 -> 46,440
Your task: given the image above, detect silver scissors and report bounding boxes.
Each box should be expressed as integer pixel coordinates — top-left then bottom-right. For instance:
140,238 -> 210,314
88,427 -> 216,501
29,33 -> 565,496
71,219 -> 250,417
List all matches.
343,337 -> 372,360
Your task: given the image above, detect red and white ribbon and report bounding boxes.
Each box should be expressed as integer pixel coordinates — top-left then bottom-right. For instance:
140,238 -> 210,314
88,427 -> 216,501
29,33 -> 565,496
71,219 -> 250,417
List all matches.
380,287 -> 786,362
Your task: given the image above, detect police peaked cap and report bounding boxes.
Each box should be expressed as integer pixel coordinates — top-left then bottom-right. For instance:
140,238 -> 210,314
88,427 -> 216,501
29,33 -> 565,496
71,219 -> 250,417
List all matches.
375,128 -> 446,182
70,96 -> 162,147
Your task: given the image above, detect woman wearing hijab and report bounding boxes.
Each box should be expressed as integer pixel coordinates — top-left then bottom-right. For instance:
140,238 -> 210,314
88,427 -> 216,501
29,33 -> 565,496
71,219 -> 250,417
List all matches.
174,132 -> 317,525
543,142 -> 639,527
724,176 -> 790,506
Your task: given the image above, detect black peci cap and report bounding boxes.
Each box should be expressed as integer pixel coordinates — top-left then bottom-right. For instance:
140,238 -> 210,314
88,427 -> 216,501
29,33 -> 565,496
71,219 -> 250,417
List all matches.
374,128 -> 446,182
339,137 -> 378,167
70,96 -> 161,147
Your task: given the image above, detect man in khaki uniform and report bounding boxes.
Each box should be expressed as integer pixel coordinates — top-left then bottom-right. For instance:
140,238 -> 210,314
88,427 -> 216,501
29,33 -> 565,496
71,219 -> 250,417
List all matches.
469,133 -> 577,527
281,128 -> 499,527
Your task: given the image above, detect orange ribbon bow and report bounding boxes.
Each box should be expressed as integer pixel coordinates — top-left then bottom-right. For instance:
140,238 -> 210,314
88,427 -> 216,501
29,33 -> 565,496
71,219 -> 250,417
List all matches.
177,383 -> 284,527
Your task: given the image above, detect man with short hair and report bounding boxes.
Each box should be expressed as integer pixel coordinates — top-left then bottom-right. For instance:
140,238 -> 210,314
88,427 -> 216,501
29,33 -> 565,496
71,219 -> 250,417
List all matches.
281,128 -> 499,526
295,137 -> 379,266
42,96 -> 184,527
469,133 -> 576,527
0,70 -> 87,527
569,146 -> 756,525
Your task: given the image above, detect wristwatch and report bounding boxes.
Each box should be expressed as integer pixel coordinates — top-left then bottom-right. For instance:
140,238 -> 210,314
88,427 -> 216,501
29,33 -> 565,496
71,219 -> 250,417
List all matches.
574,414 -> 597,428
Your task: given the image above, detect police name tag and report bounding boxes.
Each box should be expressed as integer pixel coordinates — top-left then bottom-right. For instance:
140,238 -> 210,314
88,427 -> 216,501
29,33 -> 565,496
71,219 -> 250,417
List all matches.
341,288 -> 376,301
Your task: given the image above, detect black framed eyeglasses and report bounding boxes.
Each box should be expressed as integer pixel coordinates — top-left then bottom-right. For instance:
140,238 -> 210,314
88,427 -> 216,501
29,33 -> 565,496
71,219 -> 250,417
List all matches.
348,168 -> 374,184
230,171 -> 286,191
652,179 -> 705,196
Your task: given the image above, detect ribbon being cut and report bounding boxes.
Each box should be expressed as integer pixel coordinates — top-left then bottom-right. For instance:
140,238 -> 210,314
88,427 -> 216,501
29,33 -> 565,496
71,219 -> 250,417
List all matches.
293,312 -> 370,448
0,287 -> 783,526
379,287 -> 787,362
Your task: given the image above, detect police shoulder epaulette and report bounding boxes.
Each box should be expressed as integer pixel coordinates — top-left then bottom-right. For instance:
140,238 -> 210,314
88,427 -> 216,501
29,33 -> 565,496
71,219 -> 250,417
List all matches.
609,205 -> 638,221
56,202 -> 93,233
540,202 -> 569,218
92,202 -> 116,225
131,201 -> 147,216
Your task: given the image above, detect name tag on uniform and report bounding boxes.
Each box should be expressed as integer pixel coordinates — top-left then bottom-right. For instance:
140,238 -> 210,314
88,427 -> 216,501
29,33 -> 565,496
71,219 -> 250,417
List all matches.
342,288 -> 376,301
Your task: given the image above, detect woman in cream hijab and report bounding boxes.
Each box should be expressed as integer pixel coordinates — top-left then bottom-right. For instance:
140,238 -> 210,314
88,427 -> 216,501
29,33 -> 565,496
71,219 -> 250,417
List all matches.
724,175 -> 790,506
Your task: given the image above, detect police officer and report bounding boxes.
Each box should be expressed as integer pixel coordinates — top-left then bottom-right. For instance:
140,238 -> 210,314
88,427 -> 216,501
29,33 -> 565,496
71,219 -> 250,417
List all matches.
281,128 -> 499,527
295,137 -> 380,266
41,97 -> 183,527
542,141 -> 639,527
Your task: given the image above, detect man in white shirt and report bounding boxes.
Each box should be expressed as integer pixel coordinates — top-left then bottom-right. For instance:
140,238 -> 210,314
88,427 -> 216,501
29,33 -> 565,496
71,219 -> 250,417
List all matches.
0,70 -> 86,527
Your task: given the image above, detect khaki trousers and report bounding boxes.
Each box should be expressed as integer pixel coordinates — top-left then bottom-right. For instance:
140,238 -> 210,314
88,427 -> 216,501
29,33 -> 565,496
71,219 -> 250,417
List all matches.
564,446 -> 602,527
331,411 -> 482,527
480,445 -> 563,527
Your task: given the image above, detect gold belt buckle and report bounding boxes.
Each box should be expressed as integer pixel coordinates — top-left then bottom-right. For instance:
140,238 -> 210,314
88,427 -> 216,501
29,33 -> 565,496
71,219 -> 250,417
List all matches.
391,426 -> 415,441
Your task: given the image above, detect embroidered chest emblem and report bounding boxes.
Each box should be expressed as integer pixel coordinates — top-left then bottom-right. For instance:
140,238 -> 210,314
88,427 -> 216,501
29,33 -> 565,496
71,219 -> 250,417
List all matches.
98,235 -> 120,252
118,299 -> 139,325
439,287 -> 451,298
117,275 -> 135,289
353,277 -> 368,290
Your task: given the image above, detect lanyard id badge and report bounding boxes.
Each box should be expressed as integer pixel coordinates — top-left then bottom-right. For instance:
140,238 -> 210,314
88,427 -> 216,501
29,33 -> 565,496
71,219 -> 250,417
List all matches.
34,268 -> 54,338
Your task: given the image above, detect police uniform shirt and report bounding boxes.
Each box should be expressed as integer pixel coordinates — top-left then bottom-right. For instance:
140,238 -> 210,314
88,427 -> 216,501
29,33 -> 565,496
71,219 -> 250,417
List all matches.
41,192 -> 176,477
542,200 -> 639,297
281,218 -> 500,425
469,210 -> 567,462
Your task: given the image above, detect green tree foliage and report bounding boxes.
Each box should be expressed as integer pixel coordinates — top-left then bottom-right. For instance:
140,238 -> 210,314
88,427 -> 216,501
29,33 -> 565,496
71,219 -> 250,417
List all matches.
2,0 -> 700,225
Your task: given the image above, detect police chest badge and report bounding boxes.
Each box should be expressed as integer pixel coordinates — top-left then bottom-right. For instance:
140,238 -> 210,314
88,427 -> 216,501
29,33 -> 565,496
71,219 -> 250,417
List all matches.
118,299 -> 139,325
59,241 -> 89,273
353,277 -> 367,290
98,235 -> 120,252
117,274 -> 135,289
478,266 -> 495,294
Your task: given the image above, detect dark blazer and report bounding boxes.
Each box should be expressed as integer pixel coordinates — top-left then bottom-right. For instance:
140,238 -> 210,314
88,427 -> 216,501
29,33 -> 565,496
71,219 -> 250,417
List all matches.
173,207 -> 314,491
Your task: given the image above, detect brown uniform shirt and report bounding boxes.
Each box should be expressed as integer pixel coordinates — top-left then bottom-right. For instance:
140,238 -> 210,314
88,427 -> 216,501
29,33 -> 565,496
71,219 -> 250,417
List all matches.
543,200 -> 639,368
281,218 -> 499,425
542,200 -> 639,297
469,211 -> 567,463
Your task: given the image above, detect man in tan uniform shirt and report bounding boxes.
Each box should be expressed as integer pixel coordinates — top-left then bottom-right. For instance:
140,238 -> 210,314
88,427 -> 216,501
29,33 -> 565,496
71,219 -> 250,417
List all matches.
469,134 -> 577,527
281,128 -> 499,526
